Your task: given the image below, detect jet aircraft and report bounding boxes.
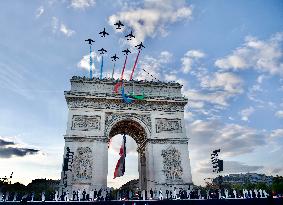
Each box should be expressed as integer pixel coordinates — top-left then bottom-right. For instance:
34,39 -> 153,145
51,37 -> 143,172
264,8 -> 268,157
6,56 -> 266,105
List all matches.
99,28 -> 109,37
111,54 -> 119,61
114,20 -> 124,29
125,30 -> 135,40
122,49 -> 131,55
135,42 -> 145,50
85,38 -> 95,45
98,48 -> 107,54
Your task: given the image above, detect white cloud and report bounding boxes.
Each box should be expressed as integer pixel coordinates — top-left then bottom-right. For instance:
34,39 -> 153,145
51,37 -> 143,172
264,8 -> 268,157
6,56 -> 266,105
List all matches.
35,6 -> 44,18
184,89 -> 232,108
184,110 -> 194,121
200,72 -> 243,94
70,0 -> 96,9
108,0 -> 192,46
215,32 -> 283,76
183,74 -> 243,111
247,83 -> 266,106
178,55 -> 242,116
181,50 -> 205,73
240,106 -> 255,121
134,51 -> 173,81
51,17 -> 75,37
215,55 -> 247,70
60,23 -> 75,37
272,167 -> 283,174
51,17 -> 59,33
257,74 -> 268,84
188,120 -> 266,159
270,129 -> 283,138
0,136 -> 61,185
77,50 -> 99,71
188,120 -> 267,184
164,73 -> 177,81
275,110 -> 283,118
109,134 -> 137,155
268,129 -> 283,154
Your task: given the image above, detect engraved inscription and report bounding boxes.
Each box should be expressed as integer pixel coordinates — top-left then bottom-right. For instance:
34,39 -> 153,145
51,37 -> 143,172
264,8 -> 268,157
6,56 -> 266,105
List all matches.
71,115 -> 101,131
156,118 -> 182,133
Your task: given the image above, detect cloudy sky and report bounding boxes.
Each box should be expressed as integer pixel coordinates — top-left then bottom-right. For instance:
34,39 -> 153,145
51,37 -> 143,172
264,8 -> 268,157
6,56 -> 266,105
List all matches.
0,0 -> 283,188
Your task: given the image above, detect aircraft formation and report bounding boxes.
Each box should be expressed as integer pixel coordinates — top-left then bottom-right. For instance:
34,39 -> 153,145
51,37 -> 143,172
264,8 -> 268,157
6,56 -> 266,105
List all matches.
84,20 -> 147,104
85,20 -> 145,71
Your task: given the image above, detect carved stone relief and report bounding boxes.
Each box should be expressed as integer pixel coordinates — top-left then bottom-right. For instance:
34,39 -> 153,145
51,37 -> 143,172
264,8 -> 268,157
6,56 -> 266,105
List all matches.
70,76 -> 183,98
161,146 -> 183,181
156,118 -> 182,133
71,115 -> 101,131
72,147 -> 93,181
147,139 -> 188,144
66,97 -> 185,112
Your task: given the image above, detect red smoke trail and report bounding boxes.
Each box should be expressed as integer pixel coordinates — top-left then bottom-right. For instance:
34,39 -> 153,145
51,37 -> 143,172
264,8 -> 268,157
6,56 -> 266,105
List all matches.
114,55 -> 128,93
129,49 -> 141,80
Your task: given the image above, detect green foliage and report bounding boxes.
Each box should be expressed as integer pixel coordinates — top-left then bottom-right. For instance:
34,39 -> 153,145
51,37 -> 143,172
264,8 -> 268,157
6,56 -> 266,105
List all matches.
0,179 -> 59,201
272,175 -> 283,194
255,182 -> 270,191
26,179 -> 59,200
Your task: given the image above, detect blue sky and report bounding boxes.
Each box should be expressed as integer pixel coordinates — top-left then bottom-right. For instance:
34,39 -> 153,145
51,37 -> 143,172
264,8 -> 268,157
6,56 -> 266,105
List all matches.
0,0 -> 283,188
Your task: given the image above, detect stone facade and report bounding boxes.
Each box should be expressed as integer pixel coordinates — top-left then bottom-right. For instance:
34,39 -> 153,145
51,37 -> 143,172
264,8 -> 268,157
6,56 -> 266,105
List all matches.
60,76 -> 193,193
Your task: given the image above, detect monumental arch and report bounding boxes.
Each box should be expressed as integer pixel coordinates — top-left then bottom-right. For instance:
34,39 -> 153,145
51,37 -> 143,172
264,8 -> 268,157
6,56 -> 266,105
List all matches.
60,76 -> 193,193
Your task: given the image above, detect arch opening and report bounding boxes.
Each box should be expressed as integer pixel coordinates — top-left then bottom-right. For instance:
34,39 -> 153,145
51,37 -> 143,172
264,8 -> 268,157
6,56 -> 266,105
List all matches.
107,119 -> 148,190
108,119 -> 147,144
107,134 -> 138,189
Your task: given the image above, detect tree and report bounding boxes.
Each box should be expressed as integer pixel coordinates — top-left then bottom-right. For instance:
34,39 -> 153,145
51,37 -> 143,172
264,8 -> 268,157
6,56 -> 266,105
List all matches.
272,175 -> 283,194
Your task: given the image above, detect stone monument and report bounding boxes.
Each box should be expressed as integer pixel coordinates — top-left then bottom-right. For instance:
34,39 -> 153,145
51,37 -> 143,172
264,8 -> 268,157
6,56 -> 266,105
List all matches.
60,76 -> 193,194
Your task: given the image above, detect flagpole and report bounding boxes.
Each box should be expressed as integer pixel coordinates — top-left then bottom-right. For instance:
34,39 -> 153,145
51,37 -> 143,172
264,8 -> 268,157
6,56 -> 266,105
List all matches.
123,134 -> 126,174
123,134 -> 126,157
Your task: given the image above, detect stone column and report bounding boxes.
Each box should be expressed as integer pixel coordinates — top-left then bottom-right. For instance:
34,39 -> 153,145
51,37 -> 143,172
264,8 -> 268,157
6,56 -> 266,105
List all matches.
138,151 -> 147,190
145,140 -> 193,191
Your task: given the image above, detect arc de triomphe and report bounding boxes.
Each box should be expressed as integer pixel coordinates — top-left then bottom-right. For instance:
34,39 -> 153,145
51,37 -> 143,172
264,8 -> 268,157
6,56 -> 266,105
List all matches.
60,76 -> 193,193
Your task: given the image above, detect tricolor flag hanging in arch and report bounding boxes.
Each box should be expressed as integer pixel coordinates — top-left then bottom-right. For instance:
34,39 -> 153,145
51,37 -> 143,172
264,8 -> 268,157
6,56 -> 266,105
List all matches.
113,134 -> 126,179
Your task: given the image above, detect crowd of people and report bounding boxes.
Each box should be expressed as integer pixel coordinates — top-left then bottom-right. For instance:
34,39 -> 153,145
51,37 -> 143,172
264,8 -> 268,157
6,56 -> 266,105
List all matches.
0,187 -> 273,202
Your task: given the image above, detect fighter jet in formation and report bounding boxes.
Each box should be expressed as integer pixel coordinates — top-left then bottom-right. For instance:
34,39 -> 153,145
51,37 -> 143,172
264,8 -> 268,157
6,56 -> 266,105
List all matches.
122,48 -> 131,55
125,30 -> 135,40
85,38 -> 95,45
114,20 -> 124,29
99,28 -> 109,37
111,54 -> 119,61
135,42 -> 145,50
98,48 -> 107,54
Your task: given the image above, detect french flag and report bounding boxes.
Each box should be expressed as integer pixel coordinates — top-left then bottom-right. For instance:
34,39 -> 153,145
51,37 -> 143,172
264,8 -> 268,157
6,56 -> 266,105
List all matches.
113,134 -> 126,179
